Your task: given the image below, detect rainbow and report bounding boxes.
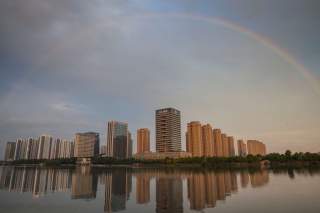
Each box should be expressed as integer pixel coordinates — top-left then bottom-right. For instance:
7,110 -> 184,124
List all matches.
138,12 -> 320,96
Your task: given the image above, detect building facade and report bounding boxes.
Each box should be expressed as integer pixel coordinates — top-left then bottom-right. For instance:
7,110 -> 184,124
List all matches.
74,132 -> 99,158
202,124 -> 214,157
137,128 -> 150,154
247,140 -> 266,156
213,129 -> 223,157
237,140 -> 247,157
37,135 -> 53,160
4,142 -> 16,161
227,136 -> 235,157
106,121 -> 131,159
156,108 -> 181,152
186,121 -> 202,157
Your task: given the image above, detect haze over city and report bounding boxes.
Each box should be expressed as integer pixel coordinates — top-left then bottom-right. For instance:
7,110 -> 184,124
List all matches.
1,0 -> 320,159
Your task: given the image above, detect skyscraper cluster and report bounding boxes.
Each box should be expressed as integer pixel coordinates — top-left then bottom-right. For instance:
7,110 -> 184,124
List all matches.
3,107 -> 267,161
4,135 -> 74,161
186,122 -> 238,157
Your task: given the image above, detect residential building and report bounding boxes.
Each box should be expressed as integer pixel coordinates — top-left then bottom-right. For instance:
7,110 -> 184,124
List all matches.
155,108 -> 181,152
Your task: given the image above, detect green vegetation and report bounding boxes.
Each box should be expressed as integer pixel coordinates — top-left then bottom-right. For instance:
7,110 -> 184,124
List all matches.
3,151 -> 320,167
3,158 -> 76,166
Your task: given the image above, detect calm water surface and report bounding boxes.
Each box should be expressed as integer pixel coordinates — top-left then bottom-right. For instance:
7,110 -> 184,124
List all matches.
0,166 -> 320,213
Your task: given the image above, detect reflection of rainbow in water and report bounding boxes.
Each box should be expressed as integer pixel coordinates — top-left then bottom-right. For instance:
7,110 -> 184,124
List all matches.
138,12 -> 320,97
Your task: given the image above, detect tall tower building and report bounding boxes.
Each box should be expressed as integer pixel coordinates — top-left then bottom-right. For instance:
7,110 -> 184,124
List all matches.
37,135 -> 53,159
155,108 -> 181,152
202,124 -> 214,157
213,129 -> 223,157
186,121 -> 202,157
74,132 -> 99,158
107,121 -> 131,159
137,128 -> 150,154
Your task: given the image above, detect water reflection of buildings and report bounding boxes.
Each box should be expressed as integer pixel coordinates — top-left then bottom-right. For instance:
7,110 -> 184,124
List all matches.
156,177 -> 183,213
71,166 -> 98,199
1,167 -> 272,213
0,167 -> 72,197
104,169 -> 132,213
186,170 -> 267,211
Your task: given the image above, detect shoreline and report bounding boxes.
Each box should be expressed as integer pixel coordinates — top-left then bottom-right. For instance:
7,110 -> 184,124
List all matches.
1,160 -> 320,170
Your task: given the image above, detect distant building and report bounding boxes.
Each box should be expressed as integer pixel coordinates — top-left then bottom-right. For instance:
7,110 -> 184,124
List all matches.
137,128 -> 150,154
221,134 -> 229,157
14,139 -> 24,160
4,142 -> 16,161
213,129 -> 223,157
237,140 -> 247,157
156,108 -> 181,152
128,131 -> 133,158
74,132 -> 99,158
227,136 -> 235,157
107,121 -> 131,159
37,135 -> 53,159
186,121 -> 202,157
247,140 -> 266,156
202,124 -> 214,157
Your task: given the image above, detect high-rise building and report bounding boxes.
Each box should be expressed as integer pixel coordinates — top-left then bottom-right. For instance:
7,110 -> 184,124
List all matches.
74,132 -> 99,158
213,129 -> 223,157
237,140 -> 247,157
37,135 -> 53,159
156,108 -> 181,152
29,138 -> 39,160
137,128 -> 150,154
50,138 -> 62,160
247,140 -> 266,156
227,136 -> 235,157
128,131 -> 133,158
221,134 -> 229,157
107,121 -> 131,159
14,139 -> 24,160
4,142 -> 16,161
186,121 -> 202,157
202,124 -> 214,157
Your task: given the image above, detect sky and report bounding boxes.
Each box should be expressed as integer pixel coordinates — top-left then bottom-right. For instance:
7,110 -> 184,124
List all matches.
0,0 -> 320,158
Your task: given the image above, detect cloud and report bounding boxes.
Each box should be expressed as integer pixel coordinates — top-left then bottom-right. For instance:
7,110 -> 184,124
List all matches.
0,0 -> 319,158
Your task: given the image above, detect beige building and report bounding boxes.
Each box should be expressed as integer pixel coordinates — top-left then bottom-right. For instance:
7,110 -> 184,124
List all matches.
186,122 -> 214,157
227,136 -> 235,157
247,140 -> 266,156
137,128 -> 150,154
237,140 -> 247,157
186,121 -> 203,157
74,132 -> 99,158
202,124 -> 214,157
213,129 -> 223,157
156,108 -> 181,152
221,134 -> 229,157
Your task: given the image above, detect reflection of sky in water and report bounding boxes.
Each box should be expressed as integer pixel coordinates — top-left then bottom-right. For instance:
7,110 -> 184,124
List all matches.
0,166 -> 320,213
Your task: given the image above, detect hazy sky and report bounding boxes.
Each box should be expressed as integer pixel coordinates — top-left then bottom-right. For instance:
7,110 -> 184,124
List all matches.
0,0 -> 320,157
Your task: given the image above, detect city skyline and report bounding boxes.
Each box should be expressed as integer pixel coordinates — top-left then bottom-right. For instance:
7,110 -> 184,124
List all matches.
1,0 -> 320,158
